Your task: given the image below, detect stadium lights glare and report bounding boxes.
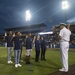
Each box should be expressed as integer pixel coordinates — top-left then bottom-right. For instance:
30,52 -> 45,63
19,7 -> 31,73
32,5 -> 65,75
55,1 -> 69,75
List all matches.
62,0 -> 69,10
25,10 -> 31,21
38,31 -> 53,35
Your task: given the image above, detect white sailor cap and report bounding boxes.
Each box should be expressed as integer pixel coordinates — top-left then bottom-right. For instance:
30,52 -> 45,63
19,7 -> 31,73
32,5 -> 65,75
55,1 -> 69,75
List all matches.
60,23 -> 66,26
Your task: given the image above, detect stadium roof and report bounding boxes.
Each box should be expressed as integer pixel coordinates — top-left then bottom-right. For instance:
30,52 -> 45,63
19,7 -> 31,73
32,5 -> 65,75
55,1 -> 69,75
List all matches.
5,23 -> 47,33
67,17 -> 75,23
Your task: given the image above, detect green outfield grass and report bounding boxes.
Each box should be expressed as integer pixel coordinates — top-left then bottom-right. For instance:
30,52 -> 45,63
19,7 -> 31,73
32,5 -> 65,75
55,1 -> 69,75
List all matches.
0,47 -> 75,75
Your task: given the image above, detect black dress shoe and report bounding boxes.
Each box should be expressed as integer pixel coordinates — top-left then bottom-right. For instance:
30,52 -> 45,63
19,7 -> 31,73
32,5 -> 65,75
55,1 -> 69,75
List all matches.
35,60 -> 40,63
26,62 -> 31,64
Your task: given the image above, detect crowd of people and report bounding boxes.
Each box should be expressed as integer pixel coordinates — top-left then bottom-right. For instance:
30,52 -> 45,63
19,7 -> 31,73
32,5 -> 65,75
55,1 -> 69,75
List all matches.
3,31 -> 46,68
2,23 -> 71,73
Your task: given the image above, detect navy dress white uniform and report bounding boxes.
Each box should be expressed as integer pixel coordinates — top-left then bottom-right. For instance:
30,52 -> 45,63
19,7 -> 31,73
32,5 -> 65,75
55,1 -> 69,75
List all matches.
35,39 -> 40,62
13,35 -> 22,68
25,36 -> 32,64
41,37 -> 46,60
59,25 -> 71,72
6,35 -> 13,64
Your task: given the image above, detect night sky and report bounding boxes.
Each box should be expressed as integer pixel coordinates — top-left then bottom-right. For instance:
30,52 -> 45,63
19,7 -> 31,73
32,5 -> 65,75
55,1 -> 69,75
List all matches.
0,0 -> 75,34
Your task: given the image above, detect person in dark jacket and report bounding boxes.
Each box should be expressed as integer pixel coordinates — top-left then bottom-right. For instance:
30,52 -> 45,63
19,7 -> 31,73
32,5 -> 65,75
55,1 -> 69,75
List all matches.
4,31 -> 13,64
11,32 -> 22,68
25,33 -> 32,64
34,35 -> 40,62
19,32 -> 23,62
41,37 -> 46,61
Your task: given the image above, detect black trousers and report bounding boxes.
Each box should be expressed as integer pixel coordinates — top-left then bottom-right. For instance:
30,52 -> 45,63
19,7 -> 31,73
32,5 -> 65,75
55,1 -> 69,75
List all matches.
41,48 -> 46,60
35,50 -> 40,62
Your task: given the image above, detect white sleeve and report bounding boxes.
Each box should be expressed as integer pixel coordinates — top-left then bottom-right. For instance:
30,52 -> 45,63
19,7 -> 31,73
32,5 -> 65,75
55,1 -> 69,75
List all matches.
59,30 -> 63,37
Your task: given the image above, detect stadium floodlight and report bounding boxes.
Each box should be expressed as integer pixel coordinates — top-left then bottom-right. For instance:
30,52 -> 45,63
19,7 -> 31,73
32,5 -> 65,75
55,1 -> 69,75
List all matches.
62,0 -> 69,10
25,10 -> 31,21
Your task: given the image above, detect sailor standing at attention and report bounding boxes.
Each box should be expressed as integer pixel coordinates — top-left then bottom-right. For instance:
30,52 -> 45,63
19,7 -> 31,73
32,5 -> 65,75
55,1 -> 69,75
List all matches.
4,31 -> 13,64
40,37 -> 46,61
59,23 -> 71,72
34,35 -> 40,62
11,32 -> 22,68
25,33 -> 32,64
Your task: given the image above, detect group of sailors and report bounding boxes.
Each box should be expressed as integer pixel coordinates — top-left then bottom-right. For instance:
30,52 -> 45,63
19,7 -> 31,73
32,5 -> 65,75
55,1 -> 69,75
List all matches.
3,31 -> 46,68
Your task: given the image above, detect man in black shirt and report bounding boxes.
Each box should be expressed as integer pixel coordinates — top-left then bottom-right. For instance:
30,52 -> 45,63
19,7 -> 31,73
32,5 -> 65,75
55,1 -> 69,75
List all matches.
4,31 -> 13,64
25,33 -> 32,64
41,37 -> 46,61
11,32 -> 22,68
34,35 -> 40,62
19,32 -> 23,62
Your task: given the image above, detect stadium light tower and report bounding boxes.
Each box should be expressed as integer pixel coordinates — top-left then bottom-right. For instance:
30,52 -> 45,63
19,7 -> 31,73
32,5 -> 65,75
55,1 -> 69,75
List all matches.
62,0 -> 69,22
25,10 -> 31,21
62,0 -> 69,10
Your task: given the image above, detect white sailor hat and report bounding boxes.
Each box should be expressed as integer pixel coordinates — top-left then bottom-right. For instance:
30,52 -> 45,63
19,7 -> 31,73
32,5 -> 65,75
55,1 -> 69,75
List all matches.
60,23 -> 66,26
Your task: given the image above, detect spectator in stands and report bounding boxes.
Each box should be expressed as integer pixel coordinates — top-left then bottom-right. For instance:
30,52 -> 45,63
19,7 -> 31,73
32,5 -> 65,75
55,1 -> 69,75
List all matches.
53,43 -> 56,48
4,31 -> 13,64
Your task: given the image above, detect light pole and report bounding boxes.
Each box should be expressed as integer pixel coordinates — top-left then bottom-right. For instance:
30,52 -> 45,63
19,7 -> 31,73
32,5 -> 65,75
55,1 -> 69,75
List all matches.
62,0 -> 69,22
25,10 -> 31,33
25,10 -> 31,22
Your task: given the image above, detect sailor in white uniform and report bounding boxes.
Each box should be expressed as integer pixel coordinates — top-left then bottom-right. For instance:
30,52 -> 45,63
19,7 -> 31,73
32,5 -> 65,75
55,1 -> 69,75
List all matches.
59,23 -> 71,72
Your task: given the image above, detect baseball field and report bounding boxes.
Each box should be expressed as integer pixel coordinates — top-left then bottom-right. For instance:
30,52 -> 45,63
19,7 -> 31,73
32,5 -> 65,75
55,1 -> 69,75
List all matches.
0,47 -> 75,75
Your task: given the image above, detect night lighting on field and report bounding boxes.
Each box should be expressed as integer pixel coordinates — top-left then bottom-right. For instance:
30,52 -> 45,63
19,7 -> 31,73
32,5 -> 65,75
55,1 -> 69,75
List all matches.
62,0 -> 69,10
25,10 -> 31,21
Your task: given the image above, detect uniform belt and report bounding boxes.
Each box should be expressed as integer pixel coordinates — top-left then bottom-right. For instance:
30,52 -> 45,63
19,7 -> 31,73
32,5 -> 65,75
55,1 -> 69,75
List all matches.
60,40 -> 69,42
63,39 -> 69,42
